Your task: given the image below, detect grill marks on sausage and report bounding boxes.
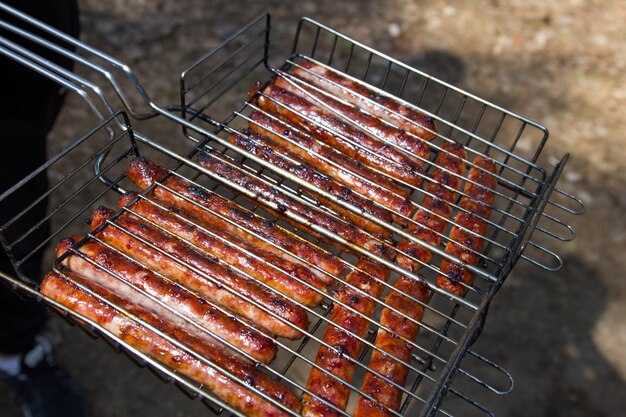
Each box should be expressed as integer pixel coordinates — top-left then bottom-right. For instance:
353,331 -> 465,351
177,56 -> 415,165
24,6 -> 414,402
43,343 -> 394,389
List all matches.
353,277 -> 429,417
248,112 -> 414,225
272,73 -> 430,171
55,236 -> 277,364
396,143 -> 468,273
89,206 -> 308,340
226,129 -> 394,238
437,156 -> 497,297
197,149 -> 392,257
40,272 -> 300,417
117,192 -> 324,307
290,60 -> 436,143
126,157 -> 344,283
255,84 -> 424,186
353,142 -> 467,416
301,259 -> 390,417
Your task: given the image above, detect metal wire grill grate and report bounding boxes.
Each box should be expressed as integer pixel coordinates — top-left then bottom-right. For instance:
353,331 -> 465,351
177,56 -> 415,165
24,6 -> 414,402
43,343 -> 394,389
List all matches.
0,4 -> 582,417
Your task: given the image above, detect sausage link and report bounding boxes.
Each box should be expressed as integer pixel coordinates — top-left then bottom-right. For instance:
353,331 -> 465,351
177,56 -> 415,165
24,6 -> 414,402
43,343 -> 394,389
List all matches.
55,236 -> 276,364
254,84 -> 423,186
197,149 -> 391,258
125,157 -> 344,283
226,129 -> 395,236
290,60 -> 436,142
353,277 -> 429,417
249,111 -> 410,199
90,206 -> 308,339
355,143 -> 467,416
40,272 -> 300,417
128,194 -> 329,293
396,142 -> 468,272
273,74 -> 430,170
248,113 -> 415,226
301,259 -> 390,417
118,192 -> 324,307
437,156 -> 497,296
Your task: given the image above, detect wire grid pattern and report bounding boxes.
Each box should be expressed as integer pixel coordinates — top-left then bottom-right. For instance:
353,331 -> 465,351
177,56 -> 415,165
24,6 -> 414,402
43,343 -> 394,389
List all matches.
0,5 -> 582,417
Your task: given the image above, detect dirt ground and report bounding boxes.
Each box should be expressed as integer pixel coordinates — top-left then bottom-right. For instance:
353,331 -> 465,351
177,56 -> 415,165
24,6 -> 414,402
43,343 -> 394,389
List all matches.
1,0 -> 625,416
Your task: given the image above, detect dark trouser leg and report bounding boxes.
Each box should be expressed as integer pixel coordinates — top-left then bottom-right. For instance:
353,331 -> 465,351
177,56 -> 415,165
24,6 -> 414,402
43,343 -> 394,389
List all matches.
0,0 -> 79,355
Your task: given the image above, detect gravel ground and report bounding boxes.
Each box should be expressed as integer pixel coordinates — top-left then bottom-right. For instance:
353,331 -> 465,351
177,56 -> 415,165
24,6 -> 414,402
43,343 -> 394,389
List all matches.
1,1 -> 625,416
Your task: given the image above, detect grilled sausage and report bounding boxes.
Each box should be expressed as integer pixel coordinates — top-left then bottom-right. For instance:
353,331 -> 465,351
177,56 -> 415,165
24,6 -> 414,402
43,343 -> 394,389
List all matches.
40,272 -> 301,417
90,206 -> 308,339
117,192 -> 324,307
272,74 -> 430,169
353,277 -> 429,417
355,142 -> 467,416
437,156 -> 497,297
247,113 -> 415,226
123,194 -> 329,293
55,236 -> 277,364
254,84 -> 423,186
125,157 -> 344,283
301,258 -> 389,417
396,142 -> 468,272
225,129 -> 395,236
197,150 -> 391,257
249,111 -> 410,199
290,60 -> 436,142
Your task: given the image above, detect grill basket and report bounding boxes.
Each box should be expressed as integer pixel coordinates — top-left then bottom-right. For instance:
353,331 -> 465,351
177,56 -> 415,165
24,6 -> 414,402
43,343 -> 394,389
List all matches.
0,4 -> 584,417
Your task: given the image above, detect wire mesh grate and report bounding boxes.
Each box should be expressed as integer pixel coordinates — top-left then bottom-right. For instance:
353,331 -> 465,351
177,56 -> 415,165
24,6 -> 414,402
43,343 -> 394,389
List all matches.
0,5 -> 581,417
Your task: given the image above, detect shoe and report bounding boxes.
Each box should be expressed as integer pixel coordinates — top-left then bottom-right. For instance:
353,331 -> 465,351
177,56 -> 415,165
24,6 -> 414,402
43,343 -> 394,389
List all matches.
0,336 -> 90,417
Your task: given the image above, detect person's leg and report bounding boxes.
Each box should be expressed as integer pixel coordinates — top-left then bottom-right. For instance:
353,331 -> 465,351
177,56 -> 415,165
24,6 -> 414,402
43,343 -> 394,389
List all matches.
0,125 -> 51,356
0,2 -> 89,416
0,0 -> 80,356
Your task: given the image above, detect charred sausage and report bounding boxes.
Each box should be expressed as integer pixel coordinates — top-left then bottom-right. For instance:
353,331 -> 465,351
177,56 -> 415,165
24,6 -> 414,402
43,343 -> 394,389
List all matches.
354,142 -> 467,416
290,60 -> 436,143
254,84 -> 423,186
226,130 -> 395,236
125,157 -> 344,283
55,236 -> 277,363
437,156 -> 497,297
197,149 -> 391,257
117,192 -> 324,307
249,111 -> 410,199
301,258 -> 389,417
40,271 -> 300,417
272,74 -> 430,169
89,206 -> 308,339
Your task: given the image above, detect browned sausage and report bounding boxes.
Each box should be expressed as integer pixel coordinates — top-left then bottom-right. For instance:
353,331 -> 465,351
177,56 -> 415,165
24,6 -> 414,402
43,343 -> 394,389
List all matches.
254,84 -> 423,186
249,111 -> 410,199
117,192 -> 324,307
40,271 -> 301,417
290,60 -> 436,142
354,142 -> 467,416
197,149 -> 391,257
122,193 -> 329,294
272,74 -> 430,169
125,157 -> 344,283
225,129 -> 395,236
301,258 -> 389,417
55,236 -> 277,363
396,142 -> 468,272
247,113 -> 415,226
89,206 -> 308,339
353,277 -> 429,416
437,156 -> 497,297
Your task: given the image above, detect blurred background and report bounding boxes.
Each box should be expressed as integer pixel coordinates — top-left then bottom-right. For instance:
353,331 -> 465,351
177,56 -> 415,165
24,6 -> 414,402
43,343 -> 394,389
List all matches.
1,0 -> 625,416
